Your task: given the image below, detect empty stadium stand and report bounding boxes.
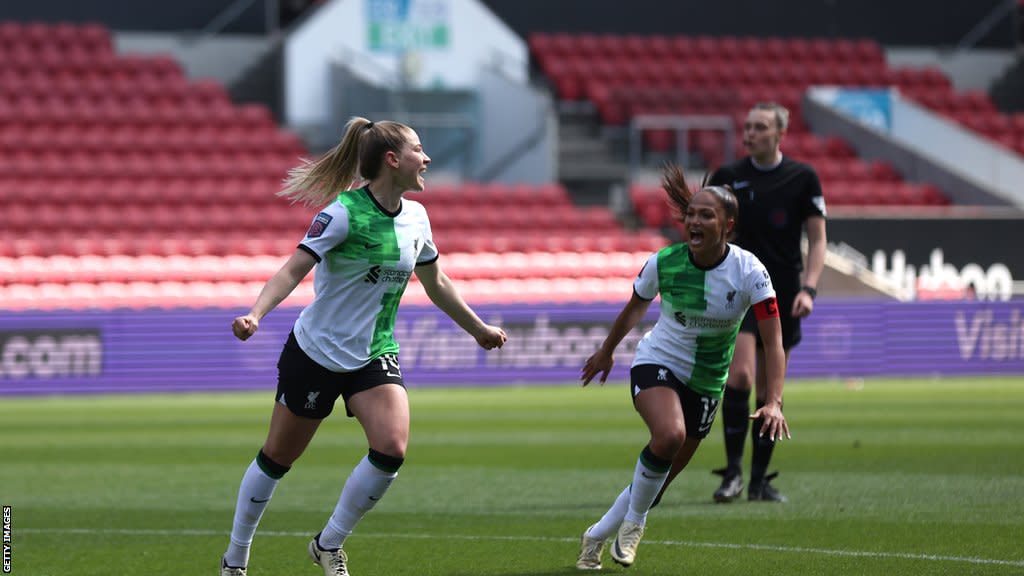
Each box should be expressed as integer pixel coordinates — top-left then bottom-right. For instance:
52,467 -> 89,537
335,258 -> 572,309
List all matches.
9,25 -> 992,310
0,22 -> 672,309
0,21 -> 311,259
529,32 -> 1024,219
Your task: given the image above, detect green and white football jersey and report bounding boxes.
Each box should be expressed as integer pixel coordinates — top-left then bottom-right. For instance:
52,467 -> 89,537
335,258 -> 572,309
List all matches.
293,187 -> 438,371
632,243 -> 775,398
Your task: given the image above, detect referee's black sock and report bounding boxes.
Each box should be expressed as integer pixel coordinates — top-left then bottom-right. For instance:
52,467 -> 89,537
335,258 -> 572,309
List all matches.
721,386 -> 750,475
749,399 -> 777,485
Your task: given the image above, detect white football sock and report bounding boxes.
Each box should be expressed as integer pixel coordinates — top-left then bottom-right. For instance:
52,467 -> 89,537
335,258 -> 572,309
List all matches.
587,486 -> 631,540
624,456 -> 669,526
318,455 -> 398,549
223,458 -> 280,567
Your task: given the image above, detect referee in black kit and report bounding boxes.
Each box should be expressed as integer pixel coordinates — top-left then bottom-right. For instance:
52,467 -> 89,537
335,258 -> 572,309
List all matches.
654,102 -> 826,505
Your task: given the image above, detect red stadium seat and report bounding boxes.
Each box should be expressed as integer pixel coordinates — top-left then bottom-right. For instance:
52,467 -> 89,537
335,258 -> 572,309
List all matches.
0,26 -> 964,307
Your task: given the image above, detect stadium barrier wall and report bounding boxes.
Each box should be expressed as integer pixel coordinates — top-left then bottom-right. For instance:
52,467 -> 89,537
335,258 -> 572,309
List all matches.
2,300 -> 1022,395
826,218 -> 1020,302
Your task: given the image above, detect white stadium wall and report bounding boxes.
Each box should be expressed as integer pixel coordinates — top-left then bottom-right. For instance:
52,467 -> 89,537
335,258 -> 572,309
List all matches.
285,0 -> 528,131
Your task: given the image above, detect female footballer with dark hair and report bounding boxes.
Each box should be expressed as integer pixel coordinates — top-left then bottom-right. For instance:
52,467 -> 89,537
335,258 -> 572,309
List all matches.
574,164 -> 790,570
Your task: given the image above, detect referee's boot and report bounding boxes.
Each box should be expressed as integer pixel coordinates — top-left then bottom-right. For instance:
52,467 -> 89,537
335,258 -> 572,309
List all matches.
748,471 -> 787,503
712,467 -> 744,503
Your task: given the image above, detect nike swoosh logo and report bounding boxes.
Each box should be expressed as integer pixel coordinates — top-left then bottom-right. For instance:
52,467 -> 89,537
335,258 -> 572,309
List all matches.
250,497 -> 271,503
368,496 -> 380,501
364,242 -> 382,249
640,472 -> 658,479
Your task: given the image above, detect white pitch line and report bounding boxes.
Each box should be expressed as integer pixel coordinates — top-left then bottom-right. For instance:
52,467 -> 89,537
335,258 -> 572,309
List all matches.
19,527 -> 1024,568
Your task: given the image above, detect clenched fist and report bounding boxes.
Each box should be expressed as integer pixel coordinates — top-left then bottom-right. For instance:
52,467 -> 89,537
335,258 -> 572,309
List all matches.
232,314 -> 259,341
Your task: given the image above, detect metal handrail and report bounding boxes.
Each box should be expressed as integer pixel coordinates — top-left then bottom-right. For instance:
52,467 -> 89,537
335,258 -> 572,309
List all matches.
956,0 -> 1016,51
627,114 -> 736,182
193,0 -> 272,39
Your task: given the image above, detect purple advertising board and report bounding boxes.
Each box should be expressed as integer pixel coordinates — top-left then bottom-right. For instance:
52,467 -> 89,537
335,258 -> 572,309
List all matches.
1,300 -> 1022,395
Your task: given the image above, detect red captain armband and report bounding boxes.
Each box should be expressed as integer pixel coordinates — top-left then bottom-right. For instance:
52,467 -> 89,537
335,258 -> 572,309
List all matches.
753,297 -> 779,321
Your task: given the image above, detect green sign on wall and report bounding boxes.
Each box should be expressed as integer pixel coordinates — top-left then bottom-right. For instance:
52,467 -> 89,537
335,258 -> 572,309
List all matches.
367,0 -> 450,51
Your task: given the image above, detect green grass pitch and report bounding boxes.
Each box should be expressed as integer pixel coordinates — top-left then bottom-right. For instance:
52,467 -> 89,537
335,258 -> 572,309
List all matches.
2,377 -> 1023,575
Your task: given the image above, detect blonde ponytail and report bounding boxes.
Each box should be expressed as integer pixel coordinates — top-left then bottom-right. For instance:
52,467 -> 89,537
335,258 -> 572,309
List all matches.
277,116 -> 372,208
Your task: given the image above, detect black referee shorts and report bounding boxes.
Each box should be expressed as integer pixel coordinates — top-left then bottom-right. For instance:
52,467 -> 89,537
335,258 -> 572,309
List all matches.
740,304 -> 802,350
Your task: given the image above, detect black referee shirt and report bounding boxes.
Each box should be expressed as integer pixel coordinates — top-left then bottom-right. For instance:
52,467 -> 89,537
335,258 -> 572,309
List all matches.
708,156 -> 826,281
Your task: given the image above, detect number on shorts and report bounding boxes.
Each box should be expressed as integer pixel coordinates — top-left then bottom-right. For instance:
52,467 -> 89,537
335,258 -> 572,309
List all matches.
379,354 -> 402,377
697,396 -> 719,434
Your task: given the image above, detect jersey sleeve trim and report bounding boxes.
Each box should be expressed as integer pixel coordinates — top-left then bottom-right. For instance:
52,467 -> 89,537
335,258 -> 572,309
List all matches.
632,253 -> 660,300
297,243 -> 320,262
415,254 -> 439,266
633,286 -> 654,302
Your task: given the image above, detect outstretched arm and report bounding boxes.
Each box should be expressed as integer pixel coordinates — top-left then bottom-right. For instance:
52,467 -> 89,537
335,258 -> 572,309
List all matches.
581,292 -> 652,386
415,261 -> 506,349
232,248 -> 317,340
